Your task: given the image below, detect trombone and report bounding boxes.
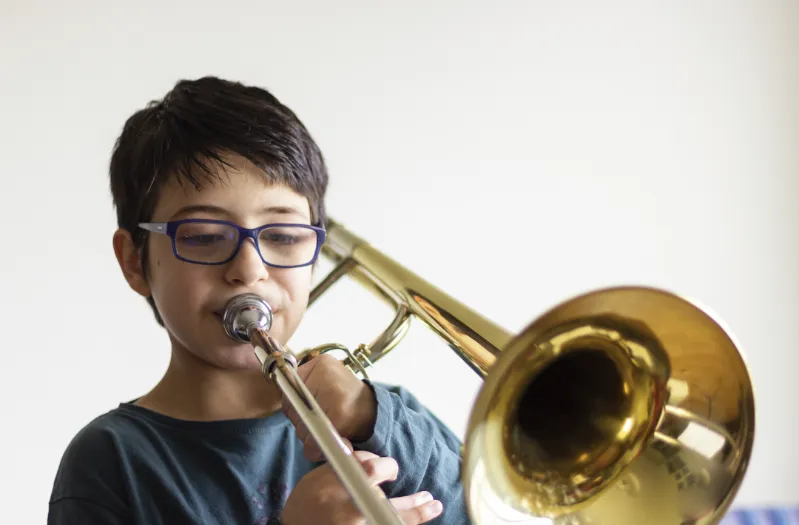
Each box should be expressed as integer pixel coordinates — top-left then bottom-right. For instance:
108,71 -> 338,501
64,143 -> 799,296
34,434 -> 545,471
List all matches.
222,218 -> 756,525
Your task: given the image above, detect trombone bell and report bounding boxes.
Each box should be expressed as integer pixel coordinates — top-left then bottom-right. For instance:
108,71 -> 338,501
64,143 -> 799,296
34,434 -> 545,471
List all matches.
462,286 -> 755,524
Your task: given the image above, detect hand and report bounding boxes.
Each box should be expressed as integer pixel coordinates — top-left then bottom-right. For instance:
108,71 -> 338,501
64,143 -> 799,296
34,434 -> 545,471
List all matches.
283,354 -> 378,461
280,451 -> 444,525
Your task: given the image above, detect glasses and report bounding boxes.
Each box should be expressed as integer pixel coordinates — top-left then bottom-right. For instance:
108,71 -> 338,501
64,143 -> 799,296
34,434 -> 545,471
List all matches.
138,219 -> 326,268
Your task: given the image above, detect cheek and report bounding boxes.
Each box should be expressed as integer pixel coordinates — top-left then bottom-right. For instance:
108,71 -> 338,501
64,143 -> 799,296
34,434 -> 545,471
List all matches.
275,268 -> 313,328
284,267 -> 313,305
148,249 -> 213,316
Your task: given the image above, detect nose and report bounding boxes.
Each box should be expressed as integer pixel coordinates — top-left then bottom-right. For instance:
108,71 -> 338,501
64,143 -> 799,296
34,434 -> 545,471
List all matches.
224,238 -> 269,287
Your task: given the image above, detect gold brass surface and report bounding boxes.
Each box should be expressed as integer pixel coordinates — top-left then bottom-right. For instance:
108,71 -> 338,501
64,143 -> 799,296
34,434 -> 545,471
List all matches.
297,218 -> 755,525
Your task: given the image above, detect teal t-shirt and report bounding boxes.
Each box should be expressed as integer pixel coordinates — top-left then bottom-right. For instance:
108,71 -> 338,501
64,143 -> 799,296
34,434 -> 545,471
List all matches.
47,381 -> 470,525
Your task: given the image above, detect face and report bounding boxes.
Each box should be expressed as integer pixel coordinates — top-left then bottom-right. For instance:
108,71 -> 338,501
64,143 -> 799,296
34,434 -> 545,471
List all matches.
114,155 -> 317,371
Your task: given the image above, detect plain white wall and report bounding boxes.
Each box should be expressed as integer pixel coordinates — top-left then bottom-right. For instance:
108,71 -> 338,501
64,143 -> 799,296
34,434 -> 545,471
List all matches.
1,1 -> 797,523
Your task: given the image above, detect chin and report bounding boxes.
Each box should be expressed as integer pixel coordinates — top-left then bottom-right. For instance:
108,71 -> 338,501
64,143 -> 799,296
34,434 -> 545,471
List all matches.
209,342 -> 263,371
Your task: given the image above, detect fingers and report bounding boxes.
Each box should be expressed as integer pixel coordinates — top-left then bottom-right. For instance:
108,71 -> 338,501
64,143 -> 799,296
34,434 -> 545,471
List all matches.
358,455 -> 399,486
294,354 -> 320,382
303,435 -> 353,463
309,452 -> 442,525
391,492 -> 444,524
295,352 -> 337,381
390,491 -> 434,510
351,450 -> 379,461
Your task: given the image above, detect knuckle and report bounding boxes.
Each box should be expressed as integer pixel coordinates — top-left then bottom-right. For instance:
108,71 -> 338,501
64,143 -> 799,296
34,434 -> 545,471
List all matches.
317,353 -> 341,370
383,457 -> 399,477
401,508 -> 425,525
318,353 -> 337,364
361,458 -> 378,478
414,492 -> 432,505
371,457 -> 398,482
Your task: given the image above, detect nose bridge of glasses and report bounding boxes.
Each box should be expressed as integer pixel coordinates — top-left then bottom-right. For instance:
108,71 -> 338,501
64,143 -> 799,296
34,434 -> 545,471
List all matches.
224,230 -> 269,277
237,228 -> 264,257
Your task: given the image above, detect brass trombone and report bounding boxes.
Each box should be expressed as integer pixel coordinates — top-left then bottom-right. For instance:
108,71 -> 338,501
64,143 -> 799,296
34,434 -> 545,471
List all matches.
224,218 -> 756,525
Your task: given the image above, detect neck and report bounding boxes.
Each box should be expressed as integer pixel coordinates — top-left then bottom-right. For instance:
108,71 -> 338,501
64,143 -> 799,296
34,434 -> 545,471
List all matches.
135,345 -> 283,422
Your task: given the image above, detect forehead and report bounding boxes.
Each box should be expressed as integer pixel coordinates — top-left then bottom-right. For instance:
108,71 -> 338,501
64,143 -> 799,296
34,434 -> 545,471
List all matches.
151,155 -> 312,223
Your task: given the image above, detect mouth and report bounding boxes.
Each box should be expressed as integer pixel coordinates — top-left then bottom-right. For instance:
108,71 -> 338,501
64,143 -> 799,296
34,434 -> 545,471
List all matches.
211,304 -> 278,321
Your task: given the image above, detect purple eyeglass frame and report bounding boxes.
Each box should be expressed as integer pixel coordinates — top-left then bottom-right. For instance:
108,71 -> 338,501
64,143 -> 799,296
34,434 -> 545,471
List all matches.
138,218 -> 327,268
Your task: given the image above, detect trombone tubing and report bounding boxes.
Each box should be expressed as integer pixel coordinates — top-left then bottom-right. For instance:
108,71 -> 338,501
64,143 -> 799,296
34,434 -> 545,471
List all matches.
319,219 -> 511,377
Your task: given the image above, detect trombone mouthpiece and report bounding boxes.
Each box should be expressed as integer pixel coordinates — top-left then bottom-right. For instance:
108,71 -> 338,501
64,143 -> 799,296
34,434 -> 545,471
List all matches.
222,294 -> 273,343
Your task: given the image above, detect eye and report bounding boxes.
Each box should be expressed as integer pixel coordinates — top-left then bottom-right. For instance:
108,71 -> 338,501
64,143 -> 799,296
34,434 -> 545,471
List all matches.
175,222 -> 237,247
261,232 -> 300,245
180,233 -> 228,246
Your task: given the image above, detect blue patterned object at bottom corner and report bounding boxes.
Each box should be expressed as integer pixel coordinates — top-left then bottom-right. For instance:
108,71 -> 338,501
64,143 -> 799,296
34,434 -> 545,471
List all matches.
719,507 -> 799,525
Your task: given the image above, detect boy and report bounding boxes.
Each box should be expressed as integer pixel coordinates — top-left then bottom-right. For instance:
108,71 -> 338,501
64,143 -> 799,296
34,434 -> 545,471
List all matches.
48,76 -> 470,525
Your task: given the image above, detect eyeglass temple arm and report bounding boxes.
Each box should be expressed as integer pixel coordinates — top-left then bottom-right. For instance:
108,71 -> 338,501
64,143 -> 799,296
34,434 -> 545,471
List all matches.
138,223 -> 167,233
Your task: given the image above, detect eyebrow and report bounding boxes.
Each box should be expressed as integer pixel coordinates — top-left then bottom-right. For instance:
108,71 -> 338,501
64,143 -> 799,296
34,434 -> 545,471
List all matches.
168,204 -> 306,220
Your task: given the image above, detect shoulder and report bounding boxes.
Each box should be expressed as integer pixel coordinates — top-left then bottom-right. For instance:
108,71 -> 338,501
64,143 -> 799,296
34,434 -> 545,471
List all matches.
54,404 -> 152,469
49,407 -> 134,510
56,408 -> 124,457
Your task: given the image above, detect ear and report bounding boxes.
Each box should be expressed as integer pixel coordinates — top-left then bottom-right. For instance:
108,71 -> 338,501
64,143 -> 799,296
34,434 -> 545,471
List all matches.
113,228 -> 151,297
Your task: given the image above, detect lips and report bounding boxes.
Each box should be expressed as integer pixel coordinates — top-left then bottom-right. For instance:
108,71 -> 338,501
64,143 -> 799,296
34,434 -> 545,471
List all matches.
212,301 -> 278,318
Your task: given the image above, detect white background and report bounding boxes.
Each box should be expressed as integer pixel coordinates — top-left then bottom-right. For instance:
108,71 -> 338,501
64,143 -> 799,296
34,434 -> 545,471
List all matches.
1,1 -> 797,523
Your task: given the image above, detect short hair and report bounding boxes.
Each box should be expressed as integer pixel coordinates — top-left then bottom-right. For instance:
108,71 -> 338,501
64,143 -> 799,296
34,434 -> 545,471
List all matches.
108,76 -> 329,326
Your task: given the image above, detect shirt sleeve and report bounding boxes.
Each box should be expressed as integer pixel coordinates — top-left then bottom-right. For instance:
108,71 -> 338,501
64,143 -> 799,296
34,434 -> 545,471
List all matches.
353,381 -> 472,525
